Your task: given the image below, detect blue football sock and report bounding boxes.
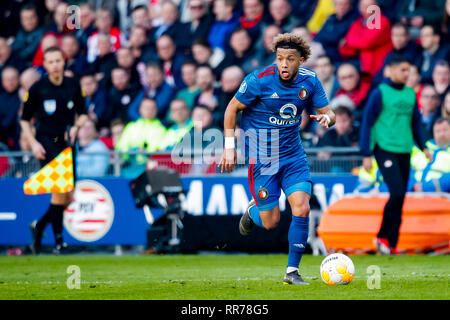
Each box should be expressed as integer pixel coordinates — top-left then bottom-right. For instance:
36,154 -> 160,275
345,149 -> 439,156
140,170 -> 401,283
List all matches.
249,204 -> 264,228
287,216 -> 309,269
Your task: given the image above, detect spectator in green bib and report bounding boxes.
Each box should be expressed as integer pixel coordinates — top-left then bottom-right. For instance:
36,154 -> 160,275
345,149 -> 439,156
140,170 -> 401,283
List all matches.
359,55 -> 433,255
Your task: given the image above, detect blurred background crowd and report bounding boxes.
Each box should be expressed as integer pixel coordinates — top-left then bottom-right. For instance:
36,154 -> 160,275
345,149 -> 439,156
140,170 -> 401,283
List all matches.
0,0 -> 449,178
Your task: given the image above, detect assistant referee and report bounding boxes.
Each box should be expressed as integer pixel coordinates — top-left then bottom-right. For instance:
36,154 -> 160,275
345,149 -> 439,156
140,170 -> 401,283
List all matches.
359,56 -> 432,255
20,46 -> 88,255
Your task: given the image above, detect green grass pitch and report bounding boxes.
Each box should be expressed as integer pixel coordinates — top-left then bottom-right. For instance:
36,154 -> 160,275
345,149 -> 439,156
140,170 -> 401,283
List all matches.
0,254 -> 448,300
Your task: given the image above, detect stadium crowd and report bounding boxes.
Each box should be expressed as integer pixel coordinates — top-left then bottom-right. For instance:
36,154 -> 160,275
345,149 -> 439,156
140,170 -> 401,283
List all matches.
0,0 -> 449,179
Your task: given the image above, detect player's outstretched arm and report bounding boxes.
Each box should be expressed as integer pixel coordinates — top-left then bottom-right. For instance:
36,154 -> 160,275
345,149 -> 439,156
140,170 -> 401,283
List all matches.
218,97 -> 248,173
310,105 -> 336,128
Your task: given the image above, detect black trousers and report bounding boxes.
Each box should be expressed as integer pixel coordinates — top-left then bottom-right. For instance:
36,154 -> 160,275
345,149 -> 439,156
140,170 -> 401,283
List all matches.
373,145 -> 411,248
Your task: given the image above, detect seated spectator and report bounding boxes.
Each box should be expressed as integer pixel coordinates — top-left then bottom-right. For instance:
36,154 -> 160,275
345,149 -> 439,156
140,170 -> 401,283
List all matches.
317,106 -> 359,151
87,8 -> 123,63
76,118 -> 110,178
115,98 -> 167,165
418,25 -> 450,83
128,25 -> 156,63
314,0 -> 358,63
109,67 -> 142,124
334,63 -> 371,111
11,5 -> 45,64
133,62 -> 176,121
240,0 -> 265,43
0,0 -> 23,39
46,2 -> 72,36
431,60 -> 449,102
87,32 -> 117,88
110,118 -> 125,150
306,0 -> 336,34
443,91 -> 450,118
155,34 -> 186,89
289,0 -> 318,26
0,37 -> 26,75
246,25 -> 280,71
61,34 -> 87,78
292,27 -> 325,69
339,0 -> 392,77
41,0 -> 61,28
398,0 -> 446,38
130,4 -> 152,35
175,61 -> 201,110
191,38 -> 216,68
193,65 -> 221,116
116,47 -> 140,88
442,0 -> 450,44
131,5 -> 153,33
316,104 -> 359,171
73,3 -> 96,53
186,104 -> 221,150
263,0 -> 300,33
207,0 -> 240,52
32,33 -> 60,69
413,118 -> 450,192
160,99 -> 194,150
215,27 -> 255,76
217,65 -> 245,128
18,67 -> 40,103
148,1 -> 185,48
99,118 -> 126,151
419,85 -> 441,141
314,55 -> 339,101
407,64 -> 425,111
383,23 -> 421,67
179,0 -> 214,51
80,73 -> 110,130
0,67 -> 21,149
373,22 -> 422,85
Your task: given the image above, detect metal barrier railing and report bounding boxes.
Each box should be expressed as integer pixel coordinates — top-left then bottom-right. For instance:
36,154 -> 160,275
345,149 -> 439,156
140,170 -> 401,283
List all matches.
0,147 -> 363,178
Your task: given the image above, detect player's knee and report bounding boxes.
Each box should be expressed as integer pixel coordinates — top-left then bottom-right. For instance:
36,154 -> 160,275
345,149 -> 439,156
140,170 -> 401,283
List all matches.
262,219 -> 279,230
291,202 -> 310,217
262,215 -> 279,230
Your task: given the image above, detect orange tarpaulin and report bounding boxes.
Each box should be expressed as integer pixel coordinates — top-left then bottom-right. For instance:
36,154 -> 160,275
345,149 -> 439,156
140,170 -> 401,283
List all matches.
317,193 -> 450,254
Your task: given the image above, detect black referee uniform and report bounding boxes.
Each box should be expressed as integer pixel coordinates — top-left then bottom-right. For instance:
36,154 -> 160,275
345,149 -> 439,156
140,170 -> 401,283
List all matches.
22,75 -> 86,253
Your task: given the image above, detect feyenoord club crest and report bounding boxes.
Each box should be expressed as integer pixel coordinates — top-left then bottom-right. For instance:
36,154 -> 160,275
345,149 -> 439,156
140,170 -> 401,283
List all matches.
299,87 -> 309,100
258,187 -> 269,200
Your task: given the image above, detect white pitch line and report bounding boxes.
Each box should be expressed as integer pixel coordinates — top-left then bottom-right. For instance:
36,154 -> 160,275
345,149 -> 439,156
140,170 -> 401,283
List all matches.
0,212 -> 17,221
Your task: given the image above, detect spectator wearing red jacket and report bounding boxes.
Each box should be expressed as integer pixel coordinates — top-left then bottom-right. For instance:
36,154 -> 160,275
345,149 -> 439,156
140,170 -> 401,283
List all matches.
87,9 -> 123,63
334,63 -> 372,114
339,0 -> 393,77
240,0 -> 265,43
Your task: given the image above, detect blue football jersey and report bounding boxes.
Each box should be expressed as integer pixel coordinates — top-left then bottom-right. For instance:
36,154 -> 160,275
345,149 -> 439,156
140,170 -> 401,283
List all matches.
234,64 -> 329,161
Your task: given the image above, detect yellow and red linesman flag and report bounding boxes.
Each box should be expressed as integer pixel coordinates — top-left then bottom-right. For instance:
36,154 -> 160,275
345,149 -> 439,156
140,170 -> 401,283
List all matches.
23,147 -> 75,195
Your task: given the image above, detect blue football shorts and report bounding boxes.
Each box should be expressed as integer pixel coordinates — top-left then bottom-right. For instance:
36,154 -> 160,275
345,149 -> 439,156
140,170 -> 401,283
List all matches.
247,156 -> 312,211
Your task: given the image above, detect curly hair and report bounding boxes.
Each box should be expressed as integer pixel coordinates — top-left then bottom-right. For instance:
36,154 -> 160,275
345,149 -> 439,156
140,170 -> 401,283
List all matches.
271,33 -> 311,62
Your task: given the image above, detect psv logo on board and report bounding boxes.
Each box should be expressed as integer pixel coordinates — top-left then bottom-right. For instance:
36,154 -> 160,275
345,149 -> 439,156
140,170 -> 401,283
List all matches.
64,180 -> 114,242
